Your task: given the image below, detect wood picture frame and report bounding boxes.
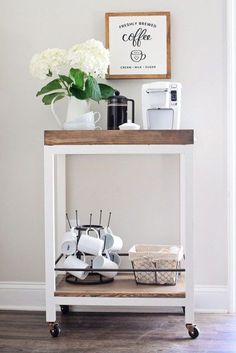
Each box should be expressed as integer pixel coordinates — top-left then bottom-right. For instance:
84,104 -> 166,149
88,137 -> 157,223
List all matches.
105,12 -> 171,79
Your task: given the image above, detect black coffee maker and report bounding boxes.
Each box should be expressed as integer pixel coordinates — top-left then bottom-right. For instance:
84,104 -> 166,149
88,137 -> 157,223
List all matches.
107,91 -> 135,130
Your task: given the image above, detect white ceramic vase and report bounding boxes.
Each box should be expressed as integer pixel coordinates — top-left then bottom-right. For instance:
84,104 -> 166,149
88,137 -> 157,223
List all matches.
51,96 -> 90,129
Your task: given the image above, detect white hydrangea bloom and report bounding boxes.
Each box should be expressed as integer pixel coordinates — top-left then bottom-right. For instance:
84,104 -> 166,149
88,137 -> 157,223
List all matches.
30,48 -> 67,80
68,39 -> 110,78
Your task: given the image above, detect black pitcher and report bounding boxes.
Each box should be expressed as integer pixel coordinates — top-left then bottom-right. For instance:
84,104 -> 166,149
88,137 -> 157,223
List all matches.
107,91 -> 135,130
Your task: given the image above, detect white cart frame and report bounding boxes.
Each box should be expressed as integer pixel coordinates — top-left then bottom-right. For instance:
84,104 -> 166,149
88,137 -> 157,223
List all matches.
44,132 -> 196,337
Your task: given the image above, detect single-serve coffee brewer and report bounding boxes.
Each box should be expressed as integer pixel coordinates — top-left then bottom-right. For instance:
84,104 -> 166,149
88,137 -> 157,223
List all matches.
142,82 -> 182,129
107,91 -> 135,130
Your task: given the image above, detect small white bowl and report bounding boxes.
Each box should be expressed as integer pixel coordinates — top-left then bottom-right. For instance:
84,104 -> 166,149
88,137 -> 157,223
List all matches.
119,120 -> 140,130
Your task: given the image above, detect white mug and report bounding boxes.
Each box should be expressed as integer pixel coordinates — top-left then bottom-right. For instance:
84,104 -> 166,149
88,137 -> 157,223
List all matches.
63,121 -> 102,130
78,228 -> 104,256
109,252 -> 122,266
61,229 -> 77,255
93,255 -> 118,278
63,111 -> 101,130
76,111 -> 101,124
63,253 -> 89,280
101,232 -> 123,252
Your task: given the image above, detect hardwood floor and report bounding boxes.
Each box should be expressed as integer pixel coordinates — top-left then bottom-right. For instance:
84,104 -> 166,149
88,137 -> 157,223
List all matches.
0,310 -> 236,353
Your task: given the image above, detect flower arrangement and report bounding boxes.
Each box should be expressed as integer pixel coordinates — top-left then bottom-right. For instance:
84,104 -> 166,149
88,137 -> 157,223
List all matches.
30,39 -> 115,104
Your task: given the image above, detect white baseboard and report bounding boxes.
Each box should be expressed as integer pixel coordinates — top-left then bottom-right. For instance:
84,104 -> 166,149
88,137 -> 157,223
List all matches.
0,282 -> 46,311
0,281 -> 229,313
194,285 -> 228,313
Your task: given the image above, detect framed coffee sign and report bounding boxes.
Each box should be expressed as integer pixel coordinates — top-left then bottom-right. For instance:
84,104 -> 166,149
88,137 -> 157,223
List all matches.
105,12 -> 171,79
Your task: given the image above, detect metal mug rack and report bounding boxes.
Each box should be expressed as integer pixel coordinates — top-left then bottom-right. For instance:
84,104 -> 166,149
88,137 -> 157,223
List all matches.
59,210 -> 184,285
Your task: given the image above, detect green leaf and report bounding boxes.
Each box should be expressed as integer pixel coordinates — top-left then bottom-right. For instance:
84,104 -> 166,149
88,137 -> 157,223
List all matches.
70,84 -> 88,100
85,76 -> 101,102
70,76 -> 103,102
42,92 -> 65,105
59,75 -> 73,86
69,68 -> 85,90
99,84 -> 115,99
36,79 -> 62,96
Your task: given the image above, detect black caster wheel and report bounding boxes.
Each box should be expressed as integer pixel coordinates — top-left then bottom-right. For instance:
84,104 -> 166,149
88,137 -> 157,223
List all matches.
60,305 -> 69,314
186,324 -> 200,339
182,306 -> 185,315
49,323 -> 61,337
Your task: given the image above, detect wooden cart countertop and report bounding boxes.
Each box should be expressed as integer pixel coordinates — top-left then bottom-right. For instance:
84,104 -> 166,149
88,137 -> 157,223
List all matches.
44,130 -> 194,146
55,274 -> 185,298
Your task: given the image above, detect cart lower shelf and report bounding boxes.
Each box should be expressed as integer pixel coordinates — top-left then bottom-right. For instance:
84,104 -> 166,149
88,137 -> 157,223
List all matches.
55,274 -> 186,298
50,274 -> 200,339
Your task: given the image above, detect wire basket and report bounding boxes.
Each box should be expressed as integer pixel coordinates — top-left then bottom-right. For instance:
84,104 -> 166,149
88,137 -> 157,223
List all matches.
129,244 -> 183,285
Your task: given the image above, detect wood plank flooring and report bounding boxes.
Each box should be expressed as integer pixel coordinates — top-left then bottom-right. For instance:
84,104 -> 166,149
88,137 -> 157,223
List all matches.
0,310 -> 236,353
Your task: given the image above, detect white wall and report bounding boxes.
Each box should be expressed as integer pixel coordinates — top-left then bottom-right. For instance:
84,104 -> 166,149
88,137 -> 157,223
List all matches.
0,0 -> 227,294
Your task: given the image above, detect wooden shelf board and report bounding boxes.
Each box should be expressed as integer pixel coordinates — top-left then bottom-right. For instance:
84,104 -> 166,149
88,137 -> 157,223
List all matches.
55,274 -> 185,298
44,130 -> 194,146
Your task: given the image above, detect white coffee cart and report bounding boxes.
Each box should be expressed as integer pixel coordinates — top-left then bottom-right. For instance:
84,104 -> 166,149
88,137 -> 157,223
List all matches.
44,130 -> 199,339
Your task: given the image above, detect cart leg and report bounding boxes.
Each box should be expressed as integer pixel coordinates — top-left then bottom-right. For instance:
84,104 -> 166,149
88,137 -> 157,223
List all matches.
185,282 -> 194,327
185,293 -> 197,338
55,154 -> 66,260
182,148 -> 199,339
46,300 -> 56,323
44,148 -> 59,335
184,266 -> 199,339
46,298 -> 59,336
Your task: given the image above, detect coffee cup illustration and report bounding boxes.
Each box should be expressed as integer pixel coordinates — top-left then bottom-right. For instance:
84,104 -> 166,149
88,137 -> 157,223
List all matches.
130,50 -> 146,62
